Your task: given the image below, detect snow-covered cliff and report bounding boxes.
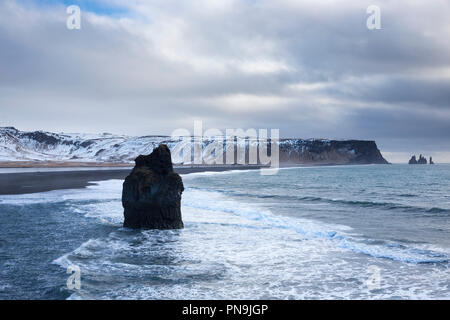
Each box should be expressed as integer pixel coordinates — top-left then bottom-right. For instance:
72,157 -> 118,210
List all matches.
0,127 -> 388,165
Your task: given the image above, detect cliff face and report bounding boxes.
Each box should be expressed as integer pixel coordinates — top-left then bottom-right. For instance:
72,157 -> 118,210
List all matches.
0,127 -> 389,165
279,139 -> 388,165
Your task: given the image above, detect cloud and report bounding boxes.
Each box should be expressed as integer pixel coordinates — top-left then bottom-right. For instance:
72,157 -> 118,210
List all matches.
0,0 -> 449,158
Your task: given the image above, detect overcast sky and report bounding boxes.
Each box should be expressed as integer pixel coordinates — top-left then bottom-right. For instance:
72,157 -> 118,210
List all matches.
1,0 -> 449,162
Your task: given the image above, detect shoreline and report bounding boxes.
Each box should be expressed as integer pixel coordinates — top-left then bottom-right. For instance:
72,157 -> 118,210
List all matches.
0,162 -> 392,169
0,165 -> 263,196
0,161 -> 133,168
1,162 -> 437,196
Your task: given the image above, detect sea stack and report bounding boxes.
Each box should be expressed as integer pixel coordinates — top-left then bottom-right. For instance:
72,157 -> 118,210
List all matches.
409,154 -> 429,164
408,155 -> 418,164
417,154 -> 427,164
122,144 -> 184,229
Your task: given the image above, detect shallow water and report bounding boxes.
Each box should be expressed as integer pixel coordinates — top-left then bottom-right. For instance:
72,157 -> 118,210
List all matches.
0,164 -> 449,299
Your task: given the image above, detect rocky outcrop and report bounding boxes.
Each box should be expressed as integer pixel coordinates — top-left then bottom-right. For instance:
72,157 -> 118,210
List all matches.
122,145 -> 184,229
430,157 -> 434,164
418,154 -> 427,164
279,139 -> 389,165
409,154 -> 429,164
408,155 -> 418,164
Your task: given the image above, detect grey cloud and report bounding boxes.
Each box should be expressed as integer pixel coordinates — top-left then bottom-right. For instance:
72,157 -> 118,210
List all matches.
0,0 -> 450,160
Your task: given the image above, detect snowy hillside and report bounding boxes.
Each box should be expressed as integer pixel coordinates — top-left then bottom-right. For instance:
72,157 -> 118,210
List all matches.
0,127 -> 388,165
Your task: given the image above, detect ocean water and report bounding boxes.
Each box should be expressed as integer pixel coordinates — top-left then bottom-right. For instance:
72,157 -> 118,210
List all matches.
0,164 -> 449,299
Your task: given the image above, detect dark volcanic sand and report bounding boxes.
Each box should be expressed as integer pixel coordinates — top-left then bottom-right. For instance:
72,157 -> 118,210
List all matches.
0,166 -> 261,195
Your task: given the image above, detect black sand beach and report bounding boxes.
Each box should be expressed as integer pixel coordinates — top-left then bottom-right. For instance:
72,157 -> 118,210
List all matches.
0,166 -> 261,195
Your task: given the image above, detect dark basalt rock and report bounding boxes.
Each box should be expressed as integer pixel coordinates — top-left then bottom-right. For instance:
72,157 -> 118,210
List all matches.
20,131 -> 60,145
418,154 -> 427,164
337,140 -> 388,164
278,139 -> 389,165
122,144 -> 184,229
408,155 -> 418,164
409,154 -> 430,164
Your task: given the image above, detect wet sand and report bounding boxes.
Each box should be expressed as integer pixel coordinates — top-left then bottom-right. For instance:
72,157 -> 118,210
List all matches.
0,166 -> 262,195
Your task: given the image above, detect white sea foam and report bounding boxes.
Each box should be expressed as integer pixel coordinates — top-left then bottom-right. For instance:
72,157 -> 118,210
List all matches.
3,166 -> 446,299
180,168 -> 259,181
49,175 -> 450,300
182,188 -> 449,264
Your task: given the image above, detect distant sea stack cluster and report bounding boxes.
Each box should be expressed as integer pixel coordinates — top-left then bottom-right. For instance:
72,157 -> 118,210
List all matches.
0,127 -> 389,165
408,154 -> 434,165
122,145 -> 184,229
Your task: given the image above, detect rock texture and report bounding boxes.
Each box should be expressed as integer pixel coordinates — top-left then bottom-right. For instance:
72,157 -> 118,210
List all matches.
418,154 -> 427,164
409,154 -> 429,164
122,145 -> 184,229
408,155 -> 418,164
279,140 -> 389,165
